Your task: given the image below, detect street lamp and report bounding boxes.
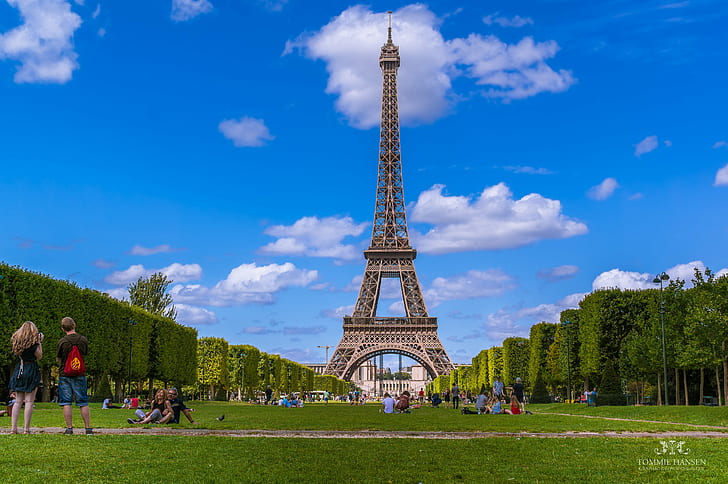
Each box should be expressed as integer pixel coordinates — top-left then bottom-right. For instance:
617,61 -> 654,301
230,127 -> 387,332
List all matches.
127,319 -> 137,396
653,272 -> 670,406
561,320 -> 573,403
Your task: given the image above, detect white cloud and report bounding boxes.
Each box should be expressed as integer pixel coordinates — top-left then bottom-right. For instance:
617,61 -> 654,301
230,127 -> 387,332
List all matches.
176,304 -> 218,325
425,269 -> 516,307
712,141 -> 727,149
287,5 -> 574,129
537,265 -> 579,281
171,0 -> 213,22
448,34 -> 575,101
0,0 -> 82,84
170,262 -> 317,306
128,244 -> 186,256
409,183 -> 587,254
260,216 -> 367,260
92,3 -> 100,18
484,292 -> 585,341
503,165 -> 554,175
219,116 -> 274,147
714,164 -> 728,186
634,135 -> 659,156
592,268 -> 653,290
322,304 -> 355,319
93,259 -> 115,269
104,262 -> 202,285
587,177 -> 619,200
591,260 -> 728,290
483,14 -> 534,28
103,287 -> 128,301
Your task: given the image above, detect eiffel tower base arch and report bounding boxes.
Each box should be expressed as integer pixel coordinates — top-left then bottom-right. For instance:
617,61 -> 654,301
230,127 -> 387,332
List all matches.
324,317 -> 453,381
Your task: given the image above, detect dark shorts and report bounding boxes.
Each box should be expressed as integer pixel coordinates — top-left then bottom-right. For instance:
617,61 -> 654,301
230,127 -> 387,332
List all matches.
58,376 -> 89,407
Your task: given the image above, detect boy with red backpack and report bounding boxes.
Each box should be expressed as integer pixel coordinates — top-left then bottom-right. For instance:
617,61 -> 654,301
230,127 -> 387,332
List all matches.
56,317 -> 93,435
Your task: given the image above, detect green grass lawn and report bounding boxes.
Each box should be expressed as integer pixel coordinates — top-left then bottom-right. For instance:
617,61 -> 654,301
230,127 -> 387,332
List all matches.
1,402 -> 727,482
4,401 -> 724,433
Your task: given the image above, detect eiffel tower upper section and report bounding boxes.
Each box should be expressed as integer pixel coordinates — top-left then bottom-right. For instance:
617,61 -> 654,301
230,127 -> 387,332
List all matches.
367,15 -> 413,256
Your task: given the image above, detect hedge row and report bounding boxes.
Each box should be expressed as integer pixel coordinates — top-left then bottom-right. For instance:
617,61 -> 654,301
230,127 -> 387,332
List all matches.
0,262 -> 197,399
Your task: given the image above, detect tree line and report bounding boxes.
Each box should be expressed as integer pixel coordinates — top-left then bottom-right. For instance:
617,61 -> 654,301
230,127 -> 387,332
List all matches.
0,263 -> 347,401
428,269 -> 727,406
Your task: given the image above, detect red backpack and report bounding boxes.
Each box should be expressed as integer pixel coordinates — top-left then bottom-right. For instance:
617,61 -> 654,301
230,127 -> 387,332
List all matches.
64,345 -> 86,377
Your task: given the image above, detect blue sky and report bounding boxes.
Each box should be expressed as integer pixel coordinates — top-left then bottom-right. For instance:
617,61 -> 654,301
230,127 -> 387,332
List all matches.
2,0 -> 728,369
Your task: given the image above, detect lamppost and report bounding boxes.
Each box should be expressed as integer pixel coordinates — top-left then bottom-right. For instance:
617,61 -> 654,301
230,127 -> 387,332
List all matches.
127,319 -> 137,396
653,272 -> 670,406
562,320 -> 573,403
317,345 -> 332,364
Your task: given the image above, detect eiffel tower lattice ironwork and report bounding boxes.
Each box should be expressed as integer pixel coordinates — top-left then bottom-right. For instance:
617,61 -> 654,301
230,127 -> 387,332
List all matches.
324,14 -> 454,381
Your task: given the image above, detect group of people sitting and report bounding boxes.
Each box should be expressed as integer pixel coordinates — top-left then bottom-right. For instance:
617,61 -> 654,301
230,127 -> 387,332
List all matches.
126,388 -> 196,425
277,394 -> 304,407
381,391 -> 414,414
471,389 -> 532,415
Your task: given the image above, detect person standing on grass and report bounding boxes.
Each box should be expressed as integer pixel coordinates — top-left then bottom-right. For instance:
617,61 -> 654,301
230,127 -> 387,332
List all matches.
443,390 -> 450,408
451,383 -> 460,410
512,377 -> 525,413
57,317 -> 93,435
9,321 -> 44,434
493,376 -> 504,399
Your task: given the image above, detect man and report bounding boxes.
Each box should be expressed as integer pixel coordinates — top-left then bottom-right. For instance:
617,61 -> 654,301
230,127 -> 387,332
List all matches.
493,376 -> 504,399
512,377 -> 525,413
168,388 -> 196,424
56,317 -> 92,435
381,392 -> 395,413
265,385 -> 273,405
451,383 -> 460,410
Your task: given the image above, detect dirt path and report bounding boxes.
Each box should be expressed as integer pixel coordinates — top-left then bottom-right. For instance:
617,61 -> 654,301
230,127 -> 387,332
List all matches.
6,427 -> 728,439
539,412 -> 728,430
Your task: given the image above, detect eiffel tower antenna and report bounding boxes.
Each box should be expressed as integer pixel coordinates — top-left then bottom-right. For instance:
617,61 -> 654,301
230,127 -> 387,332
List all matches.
324,14 -> 454,381
387,10 -> 393,42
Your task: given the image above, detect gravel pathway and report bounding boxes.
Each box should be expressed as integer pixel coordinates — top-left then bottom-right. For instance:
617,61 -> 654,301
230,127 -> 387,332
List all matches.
6,427 -> 728,439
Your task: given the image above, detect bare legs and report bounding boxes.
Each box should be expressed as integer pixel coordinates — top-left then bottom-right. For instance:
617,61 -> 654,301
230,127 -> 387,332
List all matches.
10,388 -> 37,433
63,404 -> 91,429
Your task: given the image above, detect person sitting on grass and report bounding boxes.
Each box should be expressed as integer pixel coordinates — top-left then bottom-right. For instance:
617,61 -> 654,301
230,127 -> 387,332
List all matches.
167,388 -> 196,424
508,393 -> 522,415
489,396 -> 505,414
430,393 -> 442,407
381,393 -> 395,413
128,389 -> 173,425
102,397 -> 121,409
395,391 -> 411,413
1,392 -> 16,417
475,390 -> 488,414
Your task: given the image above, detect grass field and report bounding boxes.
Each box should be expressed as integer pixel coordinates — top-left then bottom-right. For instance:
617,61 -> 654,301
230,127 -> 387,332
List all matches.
1,402 -> 727,483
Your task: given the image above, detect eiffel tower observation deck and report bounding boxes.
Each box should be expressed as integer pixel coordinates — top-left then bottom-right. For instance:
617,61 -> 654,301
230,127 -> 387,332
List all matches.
324,13 -> 454,381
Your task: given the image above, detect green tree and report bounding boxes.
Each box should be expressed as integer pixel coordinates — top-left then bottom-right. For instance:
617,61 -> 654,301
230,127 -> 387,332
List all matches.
528,322 -> 556,393
487,346 -> 503,385
502,337 -> 529,387
128,272 -> 177,320
198,337 -> 228,400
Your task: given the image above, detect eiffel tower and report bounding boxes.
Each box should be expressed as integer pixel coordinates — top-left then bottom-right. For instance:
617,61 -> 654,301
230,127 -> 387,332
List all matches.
324,13 -> 454,381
